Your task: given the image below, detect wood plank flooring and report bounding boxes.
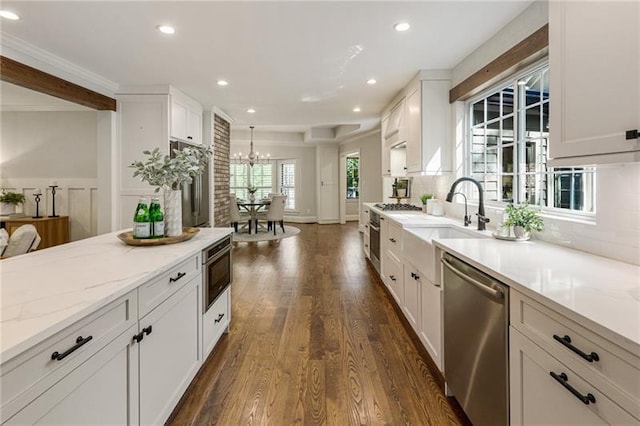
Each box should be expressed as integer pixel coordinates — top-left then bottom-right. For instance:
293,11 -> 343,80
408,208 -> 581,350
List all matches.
169,223 -> 470,425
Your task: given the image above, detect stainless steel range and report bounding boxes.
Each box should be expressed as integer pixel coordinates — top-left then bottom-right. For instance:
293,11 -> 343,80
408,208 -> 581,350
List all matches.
374,203 -> 422,211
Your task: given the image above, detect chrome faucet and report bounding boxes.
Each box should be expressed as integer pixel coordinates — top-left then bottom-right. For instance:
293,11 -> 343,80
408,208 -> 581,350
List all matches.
446,177 -> 490,231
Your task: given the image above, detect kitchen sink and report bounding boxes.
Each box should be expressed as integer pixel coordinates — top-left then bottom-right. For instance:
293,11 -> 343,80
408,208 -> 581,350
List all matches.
402,226 -> 486,284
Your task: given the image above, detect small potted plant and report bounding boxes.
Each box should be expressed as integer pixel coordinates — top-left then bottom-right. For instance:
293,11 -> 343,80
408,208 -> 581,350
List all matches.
0,191 -> 26,215
247,186 -> 258,202
420,193 -> 433,213
503,203 -> 544,239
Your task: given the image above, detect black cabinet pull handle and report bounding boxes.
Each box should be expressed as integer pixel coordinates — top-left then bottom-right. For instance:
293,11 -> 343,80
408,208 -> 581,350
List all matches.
169,272 -> 186,283
410,272 -> 415,278
187,136 -> 193,140
553,335 -> 599,362
143,325 -> 153,336
626,129 -> 638,140
389,275 -> 396,281
380,217 -> 385,221
550,372 -> 596,405
389,238 -> 396,243
215,313 -> 225,323
51,335 -> 93,361
133,331 -> 144,343
414,274 -> 420,280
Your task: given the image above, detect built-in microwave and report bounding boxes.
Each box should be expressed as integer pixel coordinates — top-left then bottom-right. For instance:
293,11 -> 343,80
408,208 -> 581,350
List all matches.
202,236 -> 232,312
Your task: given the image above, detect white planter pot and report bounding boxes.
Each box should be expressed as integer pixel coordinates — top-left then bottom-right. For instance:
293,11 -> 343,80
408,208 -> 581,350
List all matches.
164,189 -> 183,237
0,202 -> 16,215
513,225 -> 531,240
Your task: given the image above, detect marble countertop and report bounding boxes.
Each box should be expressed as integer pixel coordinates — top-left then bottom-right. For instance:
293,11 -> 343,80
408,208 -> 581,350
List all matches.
1,227 -> 233,361
434,238 -> 640,354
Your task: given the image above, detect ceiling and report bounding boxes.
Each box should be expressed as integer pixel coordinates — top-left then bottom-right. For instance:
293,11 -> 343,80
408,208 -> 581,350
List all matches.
0,1 -> 533,141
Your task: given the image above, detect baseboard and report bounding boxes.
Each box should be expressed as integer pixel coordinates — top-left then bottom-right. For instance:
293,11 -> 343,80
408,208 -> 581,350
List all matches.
283,215 -> 317,223
346,215 -> 359,221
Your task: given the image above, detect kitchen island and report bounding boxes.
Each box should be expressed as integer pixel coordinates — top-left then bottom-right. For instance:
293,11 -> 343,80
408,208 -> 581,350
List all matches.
1,227 -> 233,425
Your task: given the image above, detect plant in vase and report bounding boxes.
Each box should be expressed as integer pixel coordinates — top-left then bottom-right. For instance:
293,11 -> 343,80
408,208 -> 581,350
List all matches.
247,186 -> 258,202
130,145 -> 212,236
503,203 -> 544,239
0,191 -> 26,215
420,193 -> 433,213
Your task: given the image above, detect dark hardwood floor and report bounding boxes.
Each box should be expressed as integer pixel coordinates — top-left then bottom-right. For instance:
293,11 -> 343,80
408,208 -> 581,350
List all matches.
169,222 -> 470,425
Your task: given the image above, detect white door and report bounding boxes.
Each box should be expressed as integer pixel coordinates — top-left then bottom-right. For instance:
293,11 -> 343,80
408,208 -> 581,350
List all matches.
317,144 -> 340,223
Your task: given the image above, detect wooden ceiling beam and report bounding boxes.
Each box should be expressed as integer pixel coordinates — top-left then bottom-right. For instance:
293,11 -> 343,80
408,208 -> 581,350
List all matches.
0,55 -> 116,111
449,24 -> 549,104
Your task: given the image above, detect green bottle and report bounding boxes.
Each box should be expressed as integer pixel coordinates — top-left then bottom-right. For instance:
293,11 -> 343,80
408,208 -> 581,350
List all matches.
133,197 -> 151,239
149,197 -> 164,238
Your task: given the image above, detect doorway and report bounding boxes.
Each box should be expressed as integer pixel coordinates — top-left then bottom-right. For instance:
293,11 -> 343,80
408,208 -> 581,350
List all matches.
339,150 -> 360,224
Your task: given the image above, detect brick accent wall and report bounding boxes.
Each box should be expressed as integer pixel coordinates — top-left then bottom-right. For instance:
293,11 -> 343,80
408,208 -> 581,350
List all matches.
213,114 -> 230,226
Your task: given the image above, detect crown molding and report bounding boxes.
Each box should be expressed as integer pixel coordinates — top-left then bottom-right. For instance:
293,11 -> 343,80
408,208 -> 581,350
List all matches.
339,128 -> 381,145
0,33 -> 119,96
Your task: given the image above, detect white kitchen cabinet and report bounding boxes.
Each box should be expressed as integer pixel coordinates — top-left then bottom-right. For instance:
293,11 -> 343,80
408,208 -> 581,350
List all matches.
138,275 -> 201,425
403,263 -> 420,333
510,328 -> 637,425
170,91 -> 203,144
384,98 -> 406,147
549,1 -> 640,165
381,116 -> 391,176
202,287 -> 230,358
5,325 -> 139,425
419,274 -> 442,371
384,251 -> 404,306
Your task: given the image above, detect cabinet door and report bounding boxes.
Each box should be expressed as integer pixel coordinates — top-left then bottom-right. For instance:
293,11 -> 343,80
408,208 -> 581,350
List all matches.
139,278 -> 200,425
187,109 -> 202,144
6,326 -> 139,425
381,116 -> 391,176
510,328 -> 637,425
406,87 -> 422,173
419,277 -> 442,371
549,1 -> 640,160
403,265 -> 420,332
170,98 -> 188,142
385,252 -> 404,306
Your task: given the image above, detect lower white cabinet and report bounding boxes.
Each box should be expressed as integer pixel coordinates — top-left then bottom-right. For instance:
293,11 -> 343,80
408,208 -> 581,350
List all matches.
510,328 -> 637,425
6,325 -> 139,425
202,287 -> 230,358
138,276 -> 201,425
419,276 -> 442,371
384,251 -> 404,306
403,263 -> 420,332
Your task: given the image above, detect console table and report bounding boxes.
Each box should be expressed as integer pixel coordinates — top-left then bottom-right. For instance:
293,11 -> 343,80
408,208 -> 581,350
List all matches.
1,216 -> 69,250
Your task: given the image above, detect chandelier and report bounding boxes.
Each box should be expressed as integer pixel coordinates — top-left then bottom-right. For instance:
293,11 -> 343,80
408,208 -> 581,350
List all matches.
233,126 -> 269,167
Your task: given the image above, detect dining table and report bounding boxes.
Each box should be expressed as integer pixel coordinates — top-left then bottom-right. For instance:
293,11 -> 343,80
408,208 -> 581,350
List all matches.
236,199 -> 271,234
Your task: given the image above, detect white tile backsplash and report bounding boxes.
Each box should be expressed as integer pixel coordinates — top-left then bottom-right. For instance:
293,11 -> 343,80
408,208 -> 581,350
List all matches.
414,163 -> 640,265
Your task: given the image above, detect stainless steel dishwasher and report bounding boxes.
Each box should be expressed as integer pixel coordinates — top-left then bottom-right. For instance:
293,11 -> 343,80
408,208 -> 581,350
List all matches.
442,252 -> 509,426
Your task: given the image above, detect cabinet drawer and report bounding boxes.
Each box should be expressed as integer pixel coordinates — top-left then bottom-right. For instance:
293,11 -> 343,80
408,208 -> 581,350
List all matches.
138,254 -> 199,317
510,328 -> 637,425
511,291 -> 640,416
387,221 -> 403,258
1,290 -> 137,421
203,286 -> 230,358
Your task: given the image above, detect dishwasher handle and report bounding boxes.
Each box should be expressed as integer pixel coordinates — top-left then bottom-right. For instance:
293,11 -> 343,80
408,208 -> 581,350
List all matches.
441,257 -> 504,299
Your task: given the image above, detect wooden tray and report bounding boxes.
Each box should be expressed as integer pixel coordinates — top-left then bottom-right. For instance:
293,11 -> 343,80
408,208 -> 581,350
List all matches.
117,227 -> 199,246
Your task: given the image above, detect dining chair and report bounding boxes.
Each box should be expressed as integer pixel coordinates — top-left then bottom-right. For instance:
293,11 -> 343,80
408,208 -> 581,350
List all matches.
2,224 -> 41,258
229,194 -> 252,233
256,195 -> 287,235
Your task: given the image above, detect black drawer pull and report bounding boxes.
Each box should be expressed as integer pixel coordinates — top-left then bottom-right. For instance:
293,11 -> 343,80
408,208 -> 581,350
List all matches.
410,272 -> 415,278
626,129 -> 638,140
389,275 -> 396,281
169,272 -> 186,283
214,313 -> 225,323
553,335 -> 599,362
133,331 -> 144,343
550,372 -> 596,405
413,273 -> 420,280
389,238 -> 396,243
143,325 -> 153,336
51,335 -> 93,361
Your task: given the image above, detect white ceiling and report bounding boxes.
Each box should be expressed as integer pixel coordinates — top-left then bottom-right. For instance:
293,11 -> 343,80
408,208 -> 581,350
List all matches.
0,1 -> 532,140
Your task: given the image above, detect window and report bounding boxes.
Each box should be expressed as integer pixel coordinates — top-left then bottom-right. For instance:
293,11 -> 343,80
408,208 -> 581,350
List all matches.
346,157 -> 359,199
468,64 -> 595,214
279,160 -> 296,211
230,162 -> 273,200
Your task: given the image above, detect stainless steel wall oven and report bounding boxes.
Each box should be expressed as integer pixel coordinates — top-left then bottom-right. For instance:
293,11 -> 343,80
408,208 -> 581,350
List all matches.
369,211 -> 381,273
203,236 -> 232,312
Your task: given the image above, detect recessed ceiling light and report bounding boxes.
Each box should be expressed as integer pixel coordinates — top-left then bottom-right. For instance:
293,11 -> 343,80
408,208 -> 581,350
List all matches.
0,10 -> 20,20
367,78 -> 377,85
353,107 -> 361,113
247,108 -> 256,114
217,80 -> 228,86
394,22 -> 410,32
157,25 -> 175,34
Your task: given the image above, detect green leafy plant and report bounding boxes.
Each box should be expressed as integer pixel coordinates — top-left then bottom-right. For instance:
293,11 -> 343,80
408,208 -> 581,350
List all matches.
503,203 -> 544,232
0,191 -> 26,205
247,186 -> 258,195
420,193 -> 434,205
130,145 -> 212,192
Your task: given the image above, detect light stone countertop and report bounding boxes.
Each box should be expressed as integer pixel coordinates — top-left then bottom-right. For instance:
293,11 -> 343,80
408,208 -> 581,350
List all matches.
364,202 -> 640,354
0,227 -> 233,362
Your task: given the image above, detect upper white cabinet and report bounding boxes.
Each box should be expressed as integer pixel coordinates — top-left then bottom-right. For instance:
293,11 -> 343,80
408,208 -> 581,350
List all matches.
380,70 -> 451,176
549,1 -> 640,165
170,89 -> 203,144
